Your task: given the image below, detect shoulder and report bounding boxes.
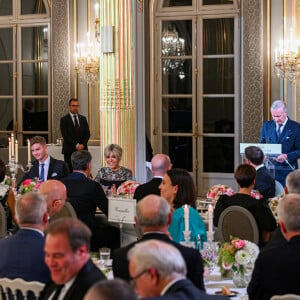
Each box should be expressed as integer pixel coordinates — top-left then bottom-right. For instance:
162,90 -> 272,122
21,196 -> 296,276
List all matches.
119,166 -> 133,176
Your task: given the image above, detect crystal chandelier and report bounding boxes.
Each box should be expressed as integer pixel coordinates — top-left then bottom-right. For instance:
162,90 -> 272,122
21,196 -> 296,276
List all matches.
74,4 -> 101,84
161,25 -> 185,79
274,32 -> 300,84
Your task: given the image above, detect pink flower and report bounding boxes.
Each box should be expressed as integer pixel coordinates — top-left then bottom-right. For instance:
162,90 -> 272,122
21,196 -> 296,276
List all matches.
22,179 -> 33,186
232,239 -> 246,249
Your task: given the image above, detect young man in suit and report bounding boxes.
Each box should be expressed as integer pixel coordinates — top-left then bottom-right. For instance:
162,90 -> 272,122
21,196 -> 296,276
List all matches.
248,193 -> 300,299
40,218 -> 106,300
0,192 -> 50,283
128,240 -> 224,299
133,154 -> 171,201
20,135 -> 69,184
259,99 -> 300,186
112,194 -> 205,291
244,145 -> 275,199
60,98 -> 90,172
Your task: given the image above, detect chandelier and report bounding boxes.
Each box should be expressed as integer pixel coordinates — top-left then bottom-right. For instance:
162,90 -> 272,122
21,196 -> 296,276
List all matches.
74,4 -> 101,84
274,32 -> 300,84
161,25 -> 186,79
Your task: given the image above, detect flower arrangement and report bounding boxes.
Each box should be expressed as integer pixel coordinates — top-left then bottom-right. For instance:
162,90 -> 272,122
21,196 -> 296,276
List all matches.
206,184 -> 235,203
250,189 -> 263,200
269,193 -> 284,222
19,179 -> 41,195
117,180 -> 140,196
218,238 -> 259,276
3,175 -> 11,186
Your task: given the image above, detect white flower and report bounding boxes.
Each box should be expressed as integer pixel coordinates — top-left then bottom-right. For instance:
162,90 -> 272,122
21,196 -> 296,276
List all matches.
243,241 -> 259,262
235,250 -> 251,265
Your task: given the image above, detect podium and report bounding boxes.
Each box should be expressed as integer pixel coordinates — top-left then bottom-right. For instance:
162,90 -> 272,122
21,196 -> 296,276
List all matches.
240,143 -> 282,156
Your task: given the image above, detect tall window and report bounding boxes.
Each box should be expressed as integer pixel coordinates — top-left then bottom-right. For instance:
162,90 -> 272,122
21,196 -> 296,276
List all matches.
0,0 -> 50,147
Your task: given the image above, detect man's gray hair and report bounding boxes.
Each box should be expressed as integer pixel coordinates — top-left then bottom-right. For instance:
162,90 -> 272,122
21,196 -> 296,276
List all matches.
286,170 -> 300,194
71,150 -> 92,170
271,100 -> 287,113
136,196 -> 170,226
127,240 -> 186,278
278,193 -> 300,231
15,192 -> 47,225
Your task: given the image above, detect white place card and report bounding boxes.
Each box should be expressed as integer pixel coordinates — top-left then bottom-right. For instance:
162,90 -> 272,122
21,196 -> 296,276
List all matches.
240,143 -> 282,155
108,197 -> 136,224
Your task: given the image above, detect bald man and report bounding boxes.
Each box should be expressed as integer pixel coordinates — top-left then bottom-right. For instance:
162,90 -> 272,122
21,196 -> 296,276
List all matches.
133,154 -> 171,201
112,195 -> 205,290
39,180 -> 67,217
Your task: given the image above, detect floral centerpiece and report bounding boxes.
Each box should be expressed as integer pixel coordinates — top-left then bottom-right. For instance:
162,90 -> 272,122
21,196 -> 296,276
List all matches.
3,175 -> 11,186
19,179 -> 41,195
250,189 -> 263,199
117,180 -> 140,196
218,238 -> 259,287
269,193 -> 284,222
206,184 -> 235,204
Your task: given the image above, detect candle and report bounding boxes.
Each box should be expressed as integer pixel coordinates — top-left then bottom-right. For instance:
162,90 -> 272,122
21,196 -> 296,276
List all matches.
8,137 -> 11,161
11,133 -> 14,158
184,204 -> 189,232
27,139 -> 31,164
15,140 -> 18,162
208,204 -> 213,234
95,3 -> 99,19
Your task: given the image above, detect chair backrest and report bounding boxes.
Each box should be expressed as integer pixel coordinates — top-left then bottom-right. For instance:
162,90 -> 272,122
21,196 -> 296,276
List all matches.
51,201 -> 77,220
275,180 -> 285,196
0,277 -> 45,299
217,205 -> 259,244
271,295 -> 300,300
0,203 -> 7,239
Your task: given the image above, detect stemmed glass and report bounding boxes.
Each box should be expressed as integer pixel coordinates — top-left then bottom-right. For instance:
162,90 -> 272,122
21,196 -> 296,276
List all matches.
200,241 -> 219,275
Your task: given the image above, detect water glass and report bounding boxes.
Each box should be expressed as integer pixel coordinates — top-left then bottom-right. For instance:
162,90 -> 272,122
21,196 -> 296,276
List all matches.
99,247 -> 111,269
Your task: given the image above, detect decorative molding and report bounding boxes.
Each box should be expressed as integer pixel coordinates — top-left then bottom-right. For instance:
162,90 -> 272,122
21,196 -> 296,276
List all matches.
137,0 -> 143,13
242,0 -> 264,143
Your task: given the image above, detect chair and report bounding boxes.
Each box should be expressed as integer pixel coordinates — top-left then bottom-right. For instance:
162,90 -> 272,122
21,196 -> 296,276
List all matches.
51,201 -> 77,220
271,295 -> 300,300
275,180 -> 285,196
0,203 -> 7,239
217,206 -> 259,244
0,277 -> 45,299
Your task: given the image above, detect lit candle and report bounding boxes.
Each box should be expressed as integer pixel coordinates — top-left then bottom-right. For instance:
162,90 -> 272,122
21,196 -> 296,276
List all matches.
11,133 -> 14,158
15,140 -> 18,162
8,137 -> 11,161
95,3 -> 99,19
208,204 -> 213,234
184,204 -> 189,232
27,139 -> 31,164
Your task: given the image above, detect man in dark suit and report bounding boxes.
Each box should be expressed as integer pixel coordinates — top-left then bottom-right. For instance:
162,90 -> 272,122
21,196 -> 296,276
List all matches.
133,154 -> 171,201
244,146 -> 275,199
259,100 -> 300,186
0,192 -> 50,283
61,150 -> 120,251
60,98 -> 90,172
112,194 -> 205,291
20,136 -> 69,184
40,218 -> 106,300
248,193 -> 300,299
128,240 -> 226,299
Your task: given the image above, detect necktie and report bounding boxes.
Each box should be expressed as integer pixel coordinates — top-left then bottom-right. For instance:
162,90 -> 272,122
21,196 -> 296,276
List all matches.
276,124 -> 282,141
52,284 -> 65,300
74,114 -> 81,140
40,163 -> 45,182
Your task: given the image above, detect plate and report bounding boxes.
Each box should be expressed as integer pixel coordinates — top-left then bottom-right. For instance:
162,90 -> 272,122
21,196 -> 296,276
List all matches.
215,290 -> 239,297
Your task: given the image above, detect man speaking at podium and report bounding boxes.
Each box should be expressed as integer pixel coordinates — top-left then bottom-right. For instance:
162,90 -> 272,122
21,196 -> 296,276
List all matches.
260,100 -> 300,187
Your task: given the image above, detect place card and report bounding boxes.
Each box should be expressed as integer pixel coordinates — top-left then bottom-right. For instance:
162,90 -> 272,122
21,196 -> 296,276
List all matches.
108,197 -> 136,224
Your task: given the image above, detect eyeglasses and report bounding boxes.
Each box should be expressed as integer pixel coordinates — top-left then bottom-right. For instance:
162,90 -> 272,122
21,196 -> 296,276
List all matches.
70,104 -> 79,107
130,269 -> 148,286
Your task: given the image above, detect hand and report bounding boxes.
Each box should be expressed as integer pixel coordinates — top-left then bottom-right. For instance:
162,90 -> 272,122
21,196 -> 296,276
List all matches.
276,154 -> 287,163
110,184 -> 117,195
77,144 -> 84,150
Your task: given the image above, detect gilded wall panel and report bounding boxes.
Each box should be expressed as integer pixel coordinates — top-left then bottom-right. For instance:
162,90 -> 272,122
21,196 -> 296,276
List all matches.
242,0 -> 264,143
51,0 -> 71,141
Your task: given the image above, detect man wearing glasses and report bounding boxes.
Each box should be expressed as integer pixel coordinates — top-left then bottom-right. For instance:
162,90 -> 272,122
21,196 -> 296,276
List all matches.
260,99 -> 300,187
60,98 -> 90,172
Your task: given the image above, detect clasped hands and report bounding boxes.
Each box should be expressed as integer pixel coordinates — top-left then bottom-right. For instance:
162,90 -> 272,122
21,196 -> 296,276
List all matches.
275,153 -> 288,163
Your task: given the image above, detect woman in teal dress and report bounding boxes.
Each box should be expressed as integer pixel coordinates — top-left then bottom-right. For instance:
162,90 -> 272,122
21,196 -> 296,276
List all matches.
159,168 -> 207,246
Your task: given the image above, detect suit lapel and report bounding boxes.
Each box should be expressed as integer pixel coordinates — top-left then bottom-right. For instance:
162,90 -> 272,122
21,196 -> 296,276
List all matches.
278,119 -> 291,143
47,157 -> 54,179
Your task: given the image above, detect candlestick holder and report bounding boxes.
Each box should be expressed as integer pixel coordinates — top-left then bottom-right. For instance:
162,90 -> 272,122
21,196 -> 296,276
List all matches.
207,230 -> 214,243
180,230 -> 195,248
6,158 -> 32,192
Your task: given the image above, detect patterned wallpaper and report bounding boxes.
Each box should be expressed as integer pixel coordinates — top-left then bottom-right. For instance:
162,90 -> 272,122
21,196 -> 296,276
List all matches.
242,0 -> 264,143
51,0 -> 71,141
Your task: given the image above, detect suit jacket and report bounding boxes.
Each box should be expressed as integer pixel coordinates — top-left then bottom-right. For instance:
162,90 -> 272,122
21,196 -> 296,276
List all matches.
112,232 -> 205,291
61,172 -> 108,232
247,235 -> 300,300
133,177 -> 162,201
39,259 -> 106,300
0,228 -> 50,283
146,278 -> 228,300
20,156 -> 70,183
60,113 -> 90,154
259,118 -> 300,186
213,194 -> 277,243
254,166 -> 275,199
